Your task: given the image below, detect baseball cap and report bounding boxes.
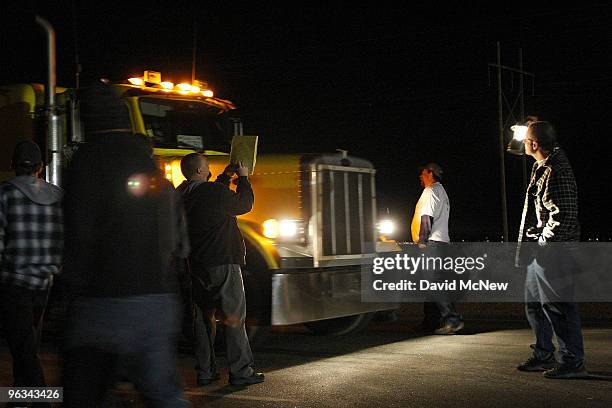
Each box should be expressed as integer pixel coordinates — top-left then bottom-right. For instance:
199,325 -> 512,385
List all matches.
12,140 -> 42,167
419,162 -> 443,179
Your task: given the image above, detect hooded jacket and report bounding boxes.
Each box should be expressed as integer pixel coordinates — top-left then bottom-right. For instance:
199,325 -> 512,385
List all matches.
0,176 -> 64,290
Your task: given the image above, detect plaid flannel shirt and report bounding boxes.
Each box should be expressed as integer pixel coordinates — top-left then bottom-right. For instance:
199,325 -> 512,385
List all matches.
517,147 -> 580,246
0,181 -> 63,290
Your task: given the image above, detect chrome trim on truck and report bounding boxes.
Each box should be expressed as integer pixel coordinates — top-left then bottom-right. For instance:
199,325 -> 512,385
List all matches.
271,267 -> 394,325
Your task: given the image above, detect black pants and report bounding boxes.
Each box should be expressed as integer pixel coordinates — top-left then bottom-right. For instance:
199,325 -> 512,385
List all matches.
62,295 -> 187,407
0,284 -> 49,388
423,241 -> 462,326
525,252 -> 585,366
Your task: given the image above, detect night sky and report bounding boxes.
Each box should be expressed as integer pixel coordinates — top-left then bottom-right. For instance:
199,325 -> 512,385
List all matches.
3,2 -> 611,241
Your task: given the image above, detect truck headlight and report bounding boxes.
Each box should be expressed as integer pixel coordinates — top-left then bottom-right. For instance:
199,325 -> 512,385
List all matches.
377,219 -> 396,236
263,219 -> 304,241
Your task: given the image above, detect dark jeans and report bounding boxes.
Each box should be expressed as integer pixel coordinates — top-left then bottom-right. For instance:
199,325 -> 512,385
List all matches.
525,255 -> 585,366
62,294 -> 188,407
0,284 -> 49,389
424,241 -> 463,325
192,264 -> 254,379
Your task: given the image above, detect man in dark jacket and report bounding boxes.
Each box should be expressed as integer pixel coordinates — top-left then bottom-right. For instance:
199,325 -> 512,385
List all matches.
0,140 -> 63,400
61,81 -> 190,407
515,121 -> 587,379
178,153 -> 264,386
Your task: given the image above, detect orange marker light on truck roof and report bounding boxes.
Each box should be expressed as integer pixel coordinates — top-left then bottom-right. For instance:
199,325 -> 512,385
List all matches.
143,70 -> 162,84
177,83 -> 192,91
125,72 -> 218,100
128,77 -> 144,86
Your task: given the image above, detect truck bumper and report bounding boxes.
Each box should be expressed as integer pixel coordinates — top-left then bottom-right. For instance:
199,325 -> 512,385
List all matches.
271,267 -> 396,326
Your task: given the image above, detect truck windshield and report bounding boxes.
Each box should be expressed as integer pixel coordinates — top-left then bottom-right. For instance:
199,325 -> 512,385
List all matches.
139,97 -> 229,151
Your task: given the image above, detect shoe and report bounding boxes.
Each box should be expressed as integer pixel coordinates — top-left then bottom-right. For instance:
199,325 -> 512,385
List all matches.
544,364 -> 589,379
229,372 -> 265,386
517,355 -> 557,372
197,372 -> 221,386
434,320 -> 464,335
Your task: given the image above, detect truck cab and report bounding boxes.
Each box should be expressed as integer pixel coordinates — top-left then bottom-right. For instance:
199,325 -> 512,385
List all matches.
0,72 -> 400,335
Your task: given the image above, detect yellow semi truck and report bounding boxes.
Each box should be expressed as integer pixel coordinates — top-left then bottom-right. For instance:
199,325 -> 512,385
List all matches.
1,18 -> 398,335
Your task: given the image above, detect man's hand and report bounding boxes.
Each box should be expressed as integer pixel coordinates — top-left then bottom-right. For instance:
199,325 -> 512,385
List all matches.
418,243 -> 427,249
223,163 -> 237,177
537,235 -> 548,247
236,161 -> 249,177
526,226 -> 543,241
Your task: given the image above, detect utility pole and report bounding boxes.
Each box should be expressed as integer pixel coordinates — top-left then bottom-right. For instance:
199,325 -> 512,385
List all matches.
488,42 -> 535,242
496,44 -> 508,243
518,48 -> 528,189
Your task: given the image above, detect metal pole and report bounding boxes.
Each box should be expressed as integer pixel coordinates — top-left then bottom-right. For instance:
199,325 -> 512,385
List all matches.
36,16 -> 56,110
191,22 -> 198,84
35,16 -> 63,187
497,42 -> 509,242
71,0 -> 82,89
519,48 -> 528,191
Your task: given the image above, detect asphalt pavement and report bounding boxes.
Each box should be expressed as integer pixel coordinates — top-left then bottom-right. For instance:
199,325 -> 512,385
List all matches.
2,316 -> 612,407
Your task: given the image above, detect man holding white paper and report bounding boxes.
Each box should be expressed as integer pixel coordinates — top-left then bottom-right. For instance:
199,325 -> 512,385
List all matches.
178,153 -> 264,387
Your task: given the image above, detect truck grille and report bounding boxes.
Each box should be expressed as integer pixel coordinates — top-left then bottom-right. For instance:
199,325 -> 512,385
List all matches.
318,166 -> 376,257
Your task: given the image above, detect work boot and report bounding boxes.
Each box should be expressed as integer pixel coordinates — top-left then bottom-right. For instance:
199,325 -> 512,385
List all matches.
197,372 -> 221,386
543,363 -> 589,379
516,355 -> 557,372
434,320 -> 464,335
229,372 -> 265,386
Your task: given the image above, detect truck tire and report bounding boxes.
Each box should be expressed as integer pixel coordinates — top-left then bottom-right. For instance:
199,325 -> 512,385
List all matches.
243,241 -> 272,348
304,312 -> 375,336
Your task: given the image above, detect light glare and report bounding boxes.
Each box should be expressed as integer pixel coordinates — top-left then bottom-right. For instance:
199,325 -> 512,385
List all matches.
378,219 -> 395,235
128,77 -> 144,86
263,219 -> 279,239
279,220 -> 299,237
511,125 -> 529,141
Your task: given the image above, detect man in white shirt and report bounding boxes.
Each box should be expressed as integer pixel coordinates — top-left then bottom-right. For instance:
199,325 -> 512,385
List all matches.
411,163 -> 464,334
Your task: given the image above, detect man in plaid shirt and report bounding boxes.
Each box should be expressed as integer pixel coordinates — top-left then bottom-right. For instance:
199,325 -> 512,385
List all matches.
0,140 -> 63,395
515,121 -> 587,379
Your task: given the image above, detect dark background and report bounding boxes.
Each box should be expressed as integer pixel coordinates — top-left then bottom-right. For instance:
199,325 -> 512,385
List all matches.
2,2 -> 610,241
